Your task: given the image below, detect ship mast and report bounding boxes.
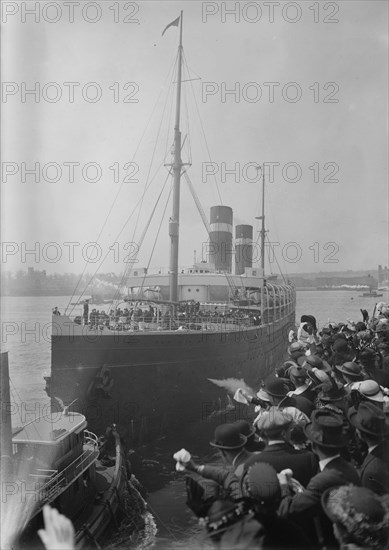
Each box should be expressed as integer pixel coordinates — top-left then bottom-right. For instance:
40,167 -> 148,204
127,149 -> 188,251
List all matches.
169,11 -> 184,303
256,164 -> 266,321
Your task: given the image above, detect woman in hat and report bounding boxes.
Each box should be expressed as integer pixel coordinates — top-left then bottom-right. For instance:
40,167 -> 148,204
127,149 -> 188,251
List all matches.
199,498 -> 265,548
297,315 -> 319,347
321,485 -> 389,549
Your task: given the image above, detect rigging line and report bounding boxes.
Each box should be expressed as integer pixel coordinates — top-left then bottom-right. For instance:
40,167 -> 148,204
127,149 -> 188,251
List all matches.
119,174 -> 170,294
110,171 -> 170,308
101,71 -> 177,309
66,54 -> 178,314
129,56 -> 180,279
112,171 -> 172,301
265,233 -> 287,283
183,50 -> 223,205
182,61 -> 192,165
137,183 -> 173,295
68,168 -> 170,315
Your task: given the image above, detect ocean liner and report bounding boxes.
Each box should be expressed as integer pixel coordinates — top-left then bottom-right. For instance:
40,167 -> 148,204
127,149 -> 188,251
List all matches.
46,12 -> 296,443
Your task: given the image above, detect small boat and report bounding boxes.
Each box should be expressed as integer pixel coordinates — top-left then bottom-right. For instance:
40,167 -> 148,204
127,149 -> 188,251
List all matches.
0,351 -> 135,549
360,291 -> 383,297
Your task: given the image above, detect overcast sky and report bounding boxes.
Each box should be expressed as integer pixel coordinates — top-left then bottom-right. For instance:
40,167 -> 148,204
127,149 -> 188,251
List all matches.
2,0 -> 388,278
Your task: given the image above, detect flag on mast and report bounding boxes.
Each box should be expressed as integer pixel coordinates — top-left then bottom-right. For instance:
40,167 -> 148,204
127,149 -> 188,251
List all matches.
162,15 -> 180,36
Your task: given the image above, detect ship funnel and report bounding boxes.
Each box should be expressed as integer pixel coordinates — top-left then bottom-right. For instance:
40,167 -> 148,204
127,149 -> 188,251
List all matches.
209,206 -> 233,273
235,225 -> 253,275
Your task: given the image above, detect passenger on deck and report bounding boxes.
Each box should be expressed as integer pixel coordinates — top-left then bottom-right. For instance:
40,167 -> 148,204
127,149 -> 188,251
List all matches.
52,307 -> 61,315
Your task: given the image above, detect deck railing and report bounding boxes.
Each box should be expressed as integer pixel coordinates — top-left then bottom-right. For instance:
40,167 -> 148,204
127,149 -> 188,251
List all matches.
66,284 -> 295,332
29,430 -> 99,513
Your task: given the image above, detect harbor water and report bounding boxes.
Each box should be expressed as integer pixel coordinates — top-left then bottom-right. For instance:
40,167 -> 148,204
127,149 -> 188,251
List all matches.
1,290 -> 388,548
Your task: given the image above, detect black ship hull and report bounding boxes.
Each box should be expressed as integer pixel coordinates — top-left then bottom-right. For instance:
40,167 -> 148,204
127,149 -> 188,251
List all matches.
48,313 -> 295,443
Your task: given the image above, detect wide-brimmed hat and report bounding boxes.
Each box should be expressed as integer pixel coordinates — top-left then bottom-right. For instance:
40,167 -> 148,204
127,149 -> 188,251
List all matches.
210,423 -> 247,449
303,355 -> 332,373
287,342 -> 305,359
335,361 -> 364,378
201,499 -> 248,537
356,380 -> 384,403
307,368 -> 331,388
304,409 -> 347,447
304,355 -> 323,368
348,402 -> 389,437
233,419 -> 256,439
241,462 -> 281,505
321,485 -> 389,550
317,380 -> 347,403
255,407 -> 293,434
300,315 -> 317,331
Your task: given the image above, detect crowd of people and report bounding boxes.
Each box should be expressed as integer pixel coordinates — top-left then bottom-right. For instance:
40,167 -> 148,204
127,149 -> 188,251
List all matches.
173,304 -> 389,549
40,303 -> 389,549
68,299 -> 263,331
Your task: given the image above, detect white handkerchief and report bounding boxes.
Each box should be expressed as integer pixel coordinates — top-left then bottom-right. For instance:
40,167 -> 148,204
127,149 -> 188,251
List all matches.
233,388 -> 249,405
173,448 -> 191,471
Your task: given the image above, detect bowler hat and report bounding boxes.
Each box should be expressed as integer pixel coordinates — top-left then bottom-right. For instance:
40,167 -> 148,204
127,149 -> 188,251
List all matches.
348,402 -> 389,437
335,361 -> 363,378
304,409 -> 347,447
210,423 -> 247,450
262,376 -> 289,397
332,338 -> 349,353
255,407 -> 293,434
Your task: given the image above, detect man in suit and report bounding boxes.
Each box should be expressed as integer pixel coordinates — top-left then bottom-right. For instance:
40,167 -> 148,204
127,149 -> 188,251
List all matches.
278,409 -> 360,548
255,375 -> 314,419
254,408 -> 318,487
183,423 -> 253,501
348,401 -> 389,495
